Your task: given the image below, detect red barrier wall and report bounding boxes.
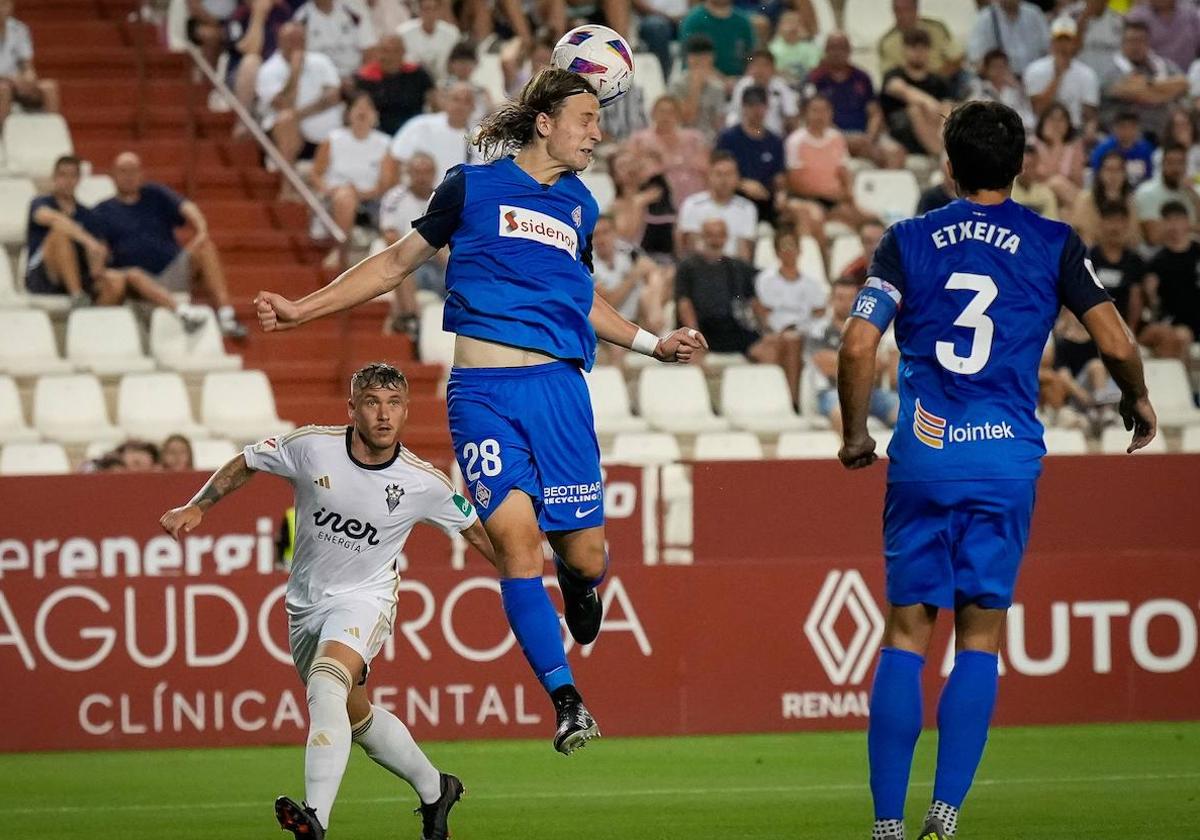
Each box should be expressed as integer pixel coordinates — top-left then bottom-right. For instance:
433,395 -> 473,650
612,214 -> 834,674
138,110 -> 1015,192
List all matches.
0,456 -> 1197,752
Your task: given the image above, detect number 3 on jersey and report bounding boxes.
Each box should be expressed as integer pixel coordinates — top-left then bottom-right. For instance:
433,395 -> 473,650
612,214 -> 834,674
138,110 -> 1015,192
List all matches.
936,271 -> 997,375
463,439 -> 502,481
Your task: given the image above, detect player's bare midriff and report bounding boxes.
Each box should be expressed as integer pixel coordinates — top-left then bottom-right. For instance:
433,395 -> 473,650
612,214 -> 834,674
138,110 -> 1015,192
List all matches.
453,334 -> 558,368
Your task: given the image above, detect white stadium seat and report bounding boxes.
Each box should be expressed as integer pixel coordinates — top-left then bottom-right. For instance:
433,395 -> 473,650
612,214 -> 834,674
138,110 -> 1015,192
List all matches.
1043,427 -> 1088,456
0,178 -> 36,245
117,372 -> 209,440
191,437 -> 240,470
843,0 -> 895,51
854,169 -> 920,224
776,430 -> 842,459
75,174 -> 118,206
799,235 -> 828,284
0,252 -> 24,307
720,364 -> 809,433
1141,359 -> 1200,428
0,375 -> 38,443
149,307 -> 242,372
637,366 -> 730,433
633,52 -> 666,119
585,366 -> 648,434
33,373 -> 121,443
810,0 -> 838,39
4,113 -> 73,181
608,431 -> 682,465
693,431 -> 764,461
829,234 -> 865,279
66,307 -> 156,375
0,309 -> 73,375
418,302 -> 456,368
0,441 -> 69,475
1181,425 -> 1200,453
200,370 -> 295,443
1100,425 -> 1168,455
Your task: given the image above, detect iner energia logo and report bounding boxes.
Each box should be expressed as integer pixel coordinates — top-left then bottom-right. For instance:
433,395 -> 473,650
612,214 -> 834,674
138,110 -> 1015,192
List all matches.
803,570 -> 885,686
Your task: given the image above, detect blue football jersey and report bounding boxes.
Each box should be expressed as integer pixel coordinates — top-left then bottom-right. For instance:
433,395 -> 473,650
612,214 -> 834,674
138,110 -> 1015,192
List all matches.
413,157 -> 600,370
853,198 -> 1111,482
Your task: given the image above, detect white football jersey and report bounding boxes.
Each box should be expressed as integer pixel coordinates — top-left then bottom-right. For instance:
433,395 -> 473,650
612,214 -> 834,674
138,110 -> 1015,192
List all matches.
243,425 -> 477,618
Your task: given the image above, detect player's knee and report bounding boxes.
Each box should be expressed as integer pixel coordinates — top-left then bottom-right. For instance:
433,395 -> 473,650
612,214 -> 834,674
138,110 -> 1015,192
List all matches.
307,656 -> 354,704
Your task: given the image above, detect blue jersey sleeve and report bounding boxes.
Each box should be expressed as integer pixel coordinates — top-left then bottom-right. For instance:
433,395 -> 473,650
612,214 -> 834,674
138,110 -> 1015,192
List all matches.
851,226 -> 905,331
412,166 -> 465,249
1058,229 -> 1112,319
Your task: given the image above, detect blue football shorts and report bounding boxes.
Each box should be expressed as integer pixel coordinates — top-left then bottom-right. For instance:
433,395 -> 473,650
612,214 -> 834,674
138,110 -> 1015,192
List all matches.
882,478 -> 1037,610
446,361 -> 604,532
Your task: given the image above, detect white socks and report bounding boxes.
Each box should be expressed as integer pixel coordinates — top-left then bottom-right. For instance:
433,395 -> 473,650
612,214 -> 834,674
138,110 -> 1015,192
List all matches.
304,658 -> 354,829
352,704 -> 442,804
926,800 -> 959,836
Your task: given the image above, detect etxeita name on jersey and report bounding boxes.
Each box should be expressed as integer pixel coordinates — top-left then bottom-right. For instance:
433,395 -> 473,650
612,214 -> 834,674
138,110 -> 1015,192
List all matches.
498,204 -> 578,257
913,398 -> 1014,450
930,220 -> 1021,255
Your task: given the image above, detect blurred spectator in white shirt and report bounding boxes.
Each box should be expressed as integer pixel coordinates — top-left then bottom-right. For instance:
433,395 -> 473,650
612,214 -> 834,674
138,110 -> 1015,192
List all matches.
968,48 -> 1035,129
383,81 -> 479,184
398,0 -> 462,82
676,151 -> 759,262
352,0 -> 409,36
727,49 -> 801,138
755,229 -> 828,336
256,22 -> 345,181
379,151 -> 445,335
0,0 -> 57,124
967,0 -> 1050,75
441,41 -> 492,127
292,0 -> 378,83
187,0 -> 239,68
1065,0 -> 1124,78
1023,16 -> 1099,137
592,214 -> 669,357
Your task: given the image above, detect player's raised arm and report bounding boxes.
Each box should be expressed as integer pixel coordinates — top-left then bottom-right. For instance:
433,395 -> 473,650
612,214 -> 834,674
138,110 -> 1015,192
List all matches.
158,453 -> 257,539
588,288 -> 708,363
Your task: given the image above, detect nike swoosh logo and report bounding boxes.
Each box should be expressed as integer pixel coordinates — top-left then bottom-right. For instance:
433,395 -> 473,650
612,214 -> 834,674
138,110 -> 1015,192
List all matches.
575,505 -> 600,519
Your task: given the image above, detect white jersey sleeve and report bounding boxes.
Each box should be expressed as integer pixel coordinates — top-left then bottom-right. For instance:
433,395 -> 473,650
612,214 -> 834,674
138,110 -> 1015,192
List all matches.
243,427 -> 310,480
421,481 -> 479,535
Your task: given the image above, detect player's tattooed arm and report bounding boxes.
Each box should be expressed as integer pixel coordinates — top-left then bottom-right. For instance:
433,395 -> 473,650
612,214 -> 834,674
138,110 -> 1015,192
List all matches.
189,454 -> 256,512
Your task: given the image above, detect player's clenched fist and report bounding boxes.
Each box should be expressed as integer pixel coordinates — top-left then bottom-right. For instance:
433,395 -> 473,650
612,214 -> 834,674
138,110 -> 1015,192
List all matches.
654,327 -> 708,363
838,434 -> 878,470
159,504 -> 203,541
255,290 -> 303,332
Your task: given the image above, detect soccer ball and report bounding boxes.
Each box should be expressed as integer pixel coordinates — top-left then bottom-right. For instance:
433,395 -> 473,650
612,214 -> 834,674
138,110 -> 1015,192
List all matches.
551,24 -> 634,107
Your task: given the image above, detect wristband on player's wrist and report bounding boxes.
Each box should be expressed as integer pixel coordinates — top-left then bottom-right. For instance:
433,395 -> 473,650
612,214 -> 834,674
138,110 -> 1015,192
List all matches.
631,327 -> 659,356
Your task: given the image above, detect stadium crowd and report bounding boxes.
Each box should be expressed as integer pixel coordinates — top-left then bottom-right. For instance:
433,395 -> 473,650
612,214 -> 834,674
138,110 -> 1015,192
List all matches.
10,0 -> 1200,472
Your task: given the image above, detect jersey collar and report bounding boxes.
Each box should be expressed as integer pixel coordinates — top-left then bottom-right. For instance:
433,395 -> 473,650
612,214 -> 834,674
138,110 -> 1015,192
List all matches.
344,426 -> 402,471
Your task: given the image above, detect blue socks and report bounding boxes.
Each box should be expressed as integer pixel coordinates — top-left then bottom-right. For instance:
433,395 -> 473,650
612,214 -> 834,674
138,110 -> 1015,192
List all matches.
868,647 -> 926,821
933,650 -> 999,809
499,577 -> 573,694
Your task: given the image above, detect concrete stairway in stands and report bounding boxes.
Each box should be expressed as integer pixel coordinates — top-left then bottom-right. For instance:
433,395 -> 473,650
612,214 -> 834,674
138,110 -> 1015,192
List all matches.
27,0 -> 452,464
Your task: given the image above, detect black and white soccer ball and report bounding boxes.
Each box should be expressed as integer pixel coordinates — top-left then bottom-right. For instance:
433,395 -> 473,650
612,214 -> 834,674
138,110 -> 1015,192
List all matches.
551,24 -> 634,107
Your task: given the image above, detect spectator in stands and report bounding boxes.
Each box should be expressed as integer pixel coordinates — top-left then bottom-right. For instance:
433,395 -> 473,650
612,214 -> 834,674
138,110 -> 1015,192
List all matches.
501,32 -> 554,99
669,35 -> 729,140
1152,107 -> 1200,181
1065,0 -> 1124,79
1070,148 -> 1142,245
1033,102 -> 1086,208
1144,200 -> 1200,359
599,81 -> 649,147
1099,19 -> 1188,139
355,33 -> 434,136
291,0 -> 377,84
880,28 -> 953,157
727,49 -> 800,138
769,8 -> 821,83
629,94 -> 712,206
808,278 -> 899,431
225,0 -> 293,122
916,169 -> 956,214
592,215 -> 669,362
785,94 -> 869,244
678,0 -> 756,81
1088,110 -> 1156,186
96,152 -> 247,337
459,0 -> 534,47
1023,16 -> 1099,140
443,42 -> 492,128
160,434 -> 195,472
383,81 -> 478,184
0,0 -> 57,124
839,220 -> 886,286
676,218 -> 796,375
755,229 -> 827,402
398,0 -> 462,82
116,440 -> 161,472
967,0 -> 1051,76
1088,202 -> 1149,333
1048,308 -> 1119,430
967,48 -> 1034,129
1126,0 -> 1200,78
610,147 -> 675,259
256,22 -> 345,179
805,32 -> 900,166
187,0 -> 239,69
717,85 -> 785,225
1135,143 -> 1200,244
879,0 -> 965,92
360,0 -> 409,36
378,151 -> 443,334
637,0 -> 688,80
311,93 -> 391,266
676,151 -> 758,261
1011,143 -> 1060,219
85,452 -> 127,473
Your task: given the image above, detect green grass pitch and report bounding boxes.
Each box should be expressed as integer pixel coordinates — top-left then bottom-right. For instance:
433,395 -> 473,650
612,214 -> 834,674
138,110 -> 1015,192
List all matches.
3,722 -> 1197,839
